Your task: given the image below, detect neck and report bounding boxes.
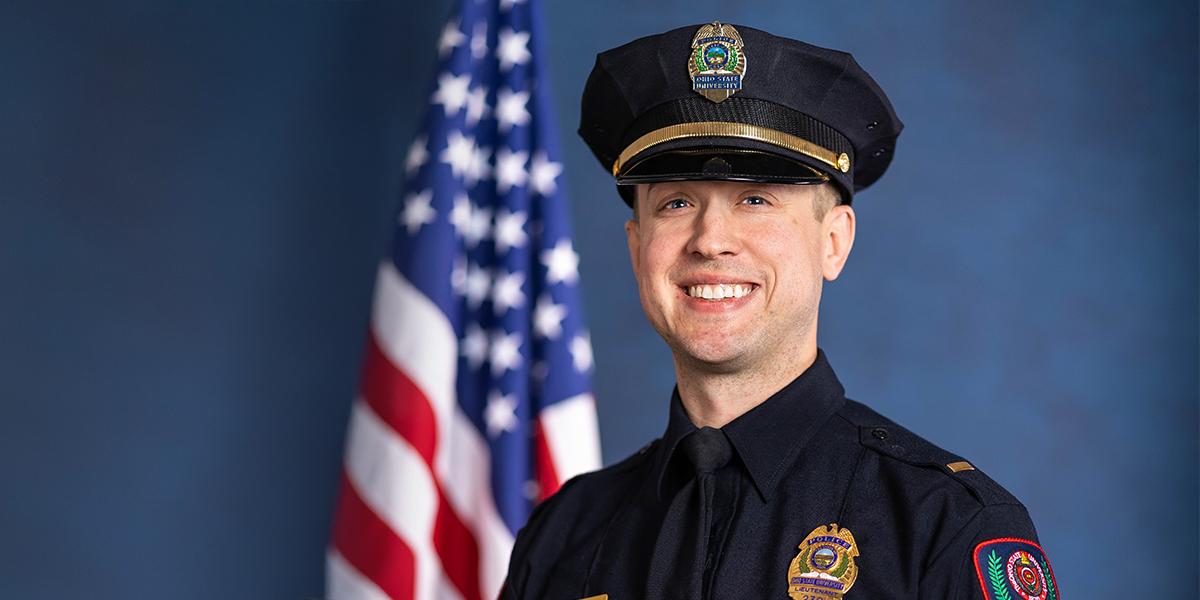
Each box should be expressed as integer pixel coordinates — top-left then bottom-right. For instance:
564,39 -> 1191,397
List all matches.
673,344 -> 819,428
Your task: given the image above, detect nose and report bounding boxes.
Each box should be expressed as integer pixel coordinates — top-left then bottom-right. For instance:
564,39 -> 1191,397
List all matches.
686,202 -> 741,258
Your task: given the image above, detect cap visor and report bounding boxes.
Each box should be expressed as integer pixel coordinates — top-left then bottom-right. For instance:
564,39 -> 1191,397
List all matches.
617,140 -> 831,185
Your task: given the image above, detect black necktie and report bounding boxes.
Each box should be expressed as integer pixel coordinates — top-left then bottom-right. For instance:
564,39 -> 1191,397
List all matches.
646,426 -> 733,600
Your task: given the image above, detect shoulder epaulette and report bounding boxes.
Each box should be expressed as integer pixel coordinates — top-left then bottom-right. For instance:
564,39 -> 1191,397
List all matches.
840,400 -> 1020,507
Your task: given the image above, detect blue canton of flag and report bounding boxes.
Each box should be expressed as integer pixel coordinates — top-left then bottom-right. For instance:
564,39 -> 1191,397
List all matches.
329,1 -> 602,599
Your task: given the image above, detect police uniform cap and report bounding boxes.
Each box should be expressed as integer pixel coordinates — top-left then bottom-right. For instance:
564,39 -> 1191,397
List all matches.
578,23 -> 903,206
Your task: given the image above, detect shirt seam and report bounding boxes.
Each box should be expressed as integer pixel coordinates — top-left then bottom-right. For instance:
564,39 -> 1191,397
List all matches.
835,445 -> 867,523
922,501 -> 1026,569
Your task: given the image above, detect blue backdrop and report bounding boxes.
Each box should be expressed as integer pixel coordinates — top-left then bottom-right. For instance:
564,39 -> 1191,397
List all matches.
2,1 -> 1195,599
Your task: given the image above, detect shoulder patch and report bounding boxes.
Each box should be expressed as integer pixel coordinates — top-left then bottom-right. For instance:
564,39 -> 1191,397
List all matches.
973,538 -> 1059,600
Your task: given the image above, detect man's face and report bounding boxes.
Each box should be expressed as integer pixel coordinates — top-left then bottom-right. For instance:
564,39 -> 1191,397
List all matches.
625,180 -> 855,373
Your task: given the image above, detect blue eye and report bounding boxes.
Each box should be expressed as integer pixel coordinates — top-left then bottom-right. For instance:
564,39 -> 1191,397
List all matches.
663,198 -> 690,210
742,195 -> 768,206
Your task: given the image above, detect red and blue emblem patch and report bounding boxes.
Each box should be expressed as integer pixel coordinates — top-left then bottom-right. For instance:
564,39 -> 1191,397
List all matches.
973,538 -> 1058,600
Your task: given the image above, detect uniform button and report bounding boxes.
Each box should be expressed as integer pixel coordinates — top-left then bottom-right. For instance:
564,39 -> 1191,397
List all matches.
871,428 -> 889,440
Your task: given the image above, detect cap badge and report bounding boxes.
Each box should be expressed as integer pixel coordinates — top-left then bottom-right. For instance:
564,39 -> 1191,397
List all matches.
688,21 -> 747,103
787,523 -> 860,600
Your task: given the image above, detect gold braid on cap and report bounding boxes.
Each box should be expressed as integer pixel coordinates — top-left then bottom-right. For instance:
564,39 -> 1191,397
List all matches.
612,121 -> 851,176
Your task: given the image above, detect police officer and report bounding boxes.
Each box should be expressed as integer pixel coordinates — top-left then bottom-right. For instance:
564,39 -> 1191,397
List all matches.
503,22 -> 1057,600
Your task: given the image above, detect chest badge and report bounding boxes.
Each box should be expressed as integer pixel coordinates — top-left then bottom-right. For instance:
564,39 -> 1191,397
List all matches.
687,22 -> 747,103
787,523 -> 860,599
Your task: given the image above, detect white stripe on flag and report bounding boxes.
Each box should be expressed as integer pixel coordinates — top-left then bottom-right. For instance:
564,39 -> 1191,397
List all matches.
441,413 -> 515,599
326,549 -> 391,600
344,399 -> 464,600
541,393 -> 602,482
371,262 -> 457,455
370,262 -> 515,599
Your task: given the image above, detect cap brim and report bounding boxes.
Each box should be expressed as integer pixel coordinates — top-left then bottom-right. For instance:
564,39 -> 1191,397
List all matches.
616,137 -> 834,187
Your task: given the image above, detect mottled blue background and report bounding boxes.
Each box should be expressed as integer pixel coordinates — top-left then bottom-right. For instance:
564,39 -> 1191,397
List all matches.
1,1 -> 1195,599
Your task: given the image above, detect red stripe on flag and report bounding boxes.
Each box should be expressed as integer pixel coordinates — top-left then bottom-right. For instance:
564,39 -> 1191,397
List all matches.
434,494 -> 483,600
331,474 -> 416,600
360,334 -> 437,465
358,333 -> 485,600
534,419 -> 562,501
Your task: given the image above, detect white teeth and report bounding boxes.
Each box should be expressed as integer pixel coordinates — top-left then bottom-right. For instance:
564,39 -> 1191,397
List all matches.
687,284 -> 752,300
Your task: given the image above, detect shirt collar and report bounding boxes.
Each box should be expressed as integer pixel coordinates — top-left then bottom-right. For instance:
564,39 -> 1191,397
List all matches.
652,349 -> 846,503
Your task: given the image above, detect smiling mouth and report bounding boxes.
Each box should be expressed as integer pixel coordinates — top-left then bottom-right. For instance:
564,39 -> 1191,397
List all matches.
683,283 -> 757,301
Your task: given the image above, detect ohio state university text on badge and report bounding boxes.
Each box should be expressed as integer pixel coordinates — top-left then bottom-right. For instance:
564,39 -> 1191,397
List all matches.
693,75 -> 741,89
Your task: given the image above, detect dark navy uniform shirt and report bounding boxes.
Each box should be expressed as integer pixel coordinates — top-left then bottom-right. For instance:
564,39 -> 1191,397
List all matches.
503,351 -> 1057,599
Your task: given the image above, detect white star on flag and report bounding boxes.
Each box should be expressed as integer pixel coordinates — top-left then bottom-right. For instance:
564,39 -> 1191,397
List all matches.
541,238 -> 580,285
432,71 -> 472,117
530,151 -> 562,196
450,254 -> 467,295
441,130 -> 476,178
466,86 -> 489,126
570,333 -> 594,373
461,323 -> 488,368
438,19 -> 466,57
497,28 -> 531,72
399,189 -> 436,234
485,391 -> 520,438
470,22 -> 488,59
493,208 -> 528,253
465,205 -> 492,248
464,263 -> 492,308
491,270 -> 526,314
449,194 -> 472,238
494,147 -> 528,193
496,87 -> 531,132
489,330 -> 523,375
466,144 -> 492,187
405,135 -> 428,175
533,294 -> 567,339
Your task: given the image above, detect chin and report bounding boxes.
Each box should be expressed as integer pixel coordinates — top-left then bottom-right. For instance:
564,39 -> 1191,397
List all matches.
670,338 -> 753,372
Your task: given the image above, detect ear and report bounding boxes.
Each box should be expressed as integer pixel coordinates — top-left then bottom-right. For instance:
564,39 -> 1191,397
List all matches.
625,218 -> 642,277
821,204 -> 856,281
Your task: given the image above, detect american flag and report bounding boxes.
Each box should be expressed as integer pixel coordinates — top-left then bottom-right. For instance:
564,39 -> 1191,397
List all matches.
326,1 -> 601,598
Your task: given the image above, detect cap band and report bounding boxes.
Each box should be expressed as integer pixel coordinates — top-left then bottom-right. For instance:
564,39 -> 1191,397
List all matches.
613,121 -> 850,176
620,96 -> 853,159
